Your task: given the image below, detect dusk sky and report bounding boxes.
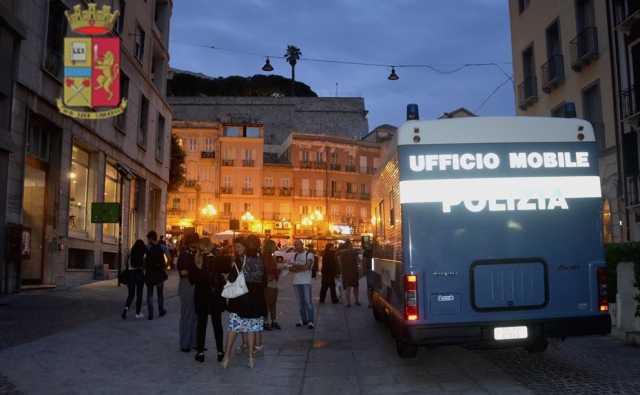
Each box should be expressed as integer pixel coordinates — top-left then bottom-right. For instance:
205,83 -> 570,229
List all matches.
169,0 -> 515,129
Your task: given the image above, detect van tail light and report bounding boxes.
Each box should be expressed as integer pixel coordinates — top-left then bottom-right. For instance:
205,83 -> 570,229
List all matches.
405,274 -> 419,321
597,267 -> 609,313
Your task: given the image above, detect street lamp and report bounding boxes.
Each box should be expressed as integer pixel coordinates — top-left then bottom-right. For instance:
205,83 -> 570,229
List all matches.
241,211 -> 255,222
201,204 -> 217,217
388,67 -> 399,81
262,57 -> 274,72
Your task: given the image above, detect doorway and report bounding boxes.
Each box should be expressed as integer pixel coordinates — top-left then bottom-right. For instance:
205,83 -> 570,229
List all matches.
22,159 -> 47,285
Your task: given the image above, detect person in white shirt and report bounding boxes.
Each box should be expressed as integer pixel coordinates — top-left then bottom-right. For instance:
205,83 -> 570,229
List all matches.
289,239 -> 315,329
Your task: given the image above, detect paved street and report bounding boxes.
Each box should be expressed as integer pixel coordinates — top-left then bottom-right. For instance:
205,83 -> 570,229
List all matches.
0,274 -> 638,395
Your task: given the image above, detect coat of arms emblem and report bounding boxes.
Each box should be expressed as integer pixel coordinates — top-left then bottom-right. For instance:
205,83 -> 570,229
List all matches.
57,3 -> 127,119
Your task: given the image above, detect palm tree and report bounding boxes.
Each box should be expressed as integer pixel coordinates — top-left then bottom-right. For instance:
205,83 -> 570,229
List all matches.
284,45 -> 301,96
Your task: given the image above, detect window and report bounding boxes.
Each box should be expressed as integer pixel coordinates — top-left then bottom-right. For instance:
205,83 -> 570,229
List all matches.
331,206 -> 339,218
244,149 -> 253,160
331,180 -> 338,195
245,127 -> 260,138
172,198 -> 180,209
223,175 -> 232,188
302,150 -> 309,162
518,0 -> 530,13
188,198 -> 196,211
264,176 -> 273,187
301,206 -> 309,215
330,151 -> 338,164
223,126 -> 242,137
103,163 -> 120,241
316,179 -> 324,196
244,203 -> 252,212
151,51 -> 165,92
204,138 -> 214,151
244,176 -> 252,188
27,116 -> 51,162
155,113 -> 165,162
346,183 -> 353,194
138,95 -> 149,147
223,202 -> 232,215
346,206 -> 354,217
188,138 -> 197,152
114,72 -> 129,131
134,25 -> 145,63
116,0 -> 126,34
198,166 -> 210,181
302,179 -> 309,196
361,183 -> 367,194
69,145 -> 91,235
583,82 -> 605,150
360,207 -> 367,219
281,178 -> 290,188
360,156 -> 368,173
44,0 -> 68,79
576,0 -> 595,33
154,0 -> 169,34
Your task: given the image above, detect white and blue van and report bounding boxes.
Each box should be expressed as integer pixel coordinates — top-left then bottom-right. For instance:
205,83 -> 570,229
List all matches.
370,116 -> 611,358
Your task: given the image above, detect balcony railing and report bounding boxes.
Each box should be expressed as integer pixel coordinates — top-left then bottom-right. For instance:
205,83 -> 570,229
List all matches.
201,151 -> 215,159
360,192 -> 371,200
570,27 -> 599,71
184,179 -> 197,188
300,161 -> 313,169
168,208 -> 184,215
620,84 -> 640,121
329,163 -> 341,171
361,167 -> 377,175
345,192 -> 357,200
330,190 -> 342,198
242,159 -> 255,167
262,186 -> 275,196
242,187 -> 254,195
517,75 -> 538,110
222,159 -> 234,166
279,187 -> 292,196
541,54 -> 565,93
313,161 -> 326,169
345,164 -> 356,172
221,187 -> 233,194
615,1 -> 640,33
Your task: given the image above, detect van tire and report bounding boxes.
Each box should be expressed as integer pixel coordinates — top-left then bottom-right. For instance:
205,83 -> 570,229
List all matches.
525,337 -> 548,353
396,340 -> 418,359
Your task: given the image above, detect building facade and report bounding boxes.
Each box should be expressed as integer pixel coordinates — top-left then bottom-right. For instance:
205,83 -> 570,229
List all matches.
168,121 -> 380,242
168,96 -> 370,145
1,0 -> 173,294
509,0 -> 622,242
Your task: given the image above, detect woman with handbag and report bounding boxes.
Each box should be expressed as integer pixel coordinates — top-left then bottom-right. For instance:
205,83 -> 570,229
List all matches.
121,239 -> 146,320
221,236 -> 265,369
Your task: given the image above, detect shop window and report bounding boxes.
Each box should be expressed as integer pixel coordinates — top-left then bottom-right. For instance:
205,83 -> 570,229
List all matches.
103,162 -> 120,242
68,248 -> 94,270
69,145 -> 91,236
103,252 -> 117,271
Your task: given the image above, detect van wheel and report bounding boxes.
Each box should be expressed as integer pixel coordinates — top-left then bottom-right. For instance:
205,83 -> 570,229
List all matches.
525,337 -> 548,353
372,305 -> 385,322
396,340 -> 418,359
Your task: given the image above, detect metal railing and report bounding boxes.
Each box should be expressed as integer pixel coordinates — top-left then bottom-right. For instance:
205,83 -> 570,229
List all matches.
222,159 -> 234,166
360,192 -> 371,200
242,187 -> 254,195
570,27 -> 599,71
517,75 -> 538,109
262,187 -> 275,196
330,190 -> 342,198
329,163 -> 341,171
184,179 -> 197,188
300,161 -> 313,169
279,187 -> 292,196
221,187 -> 233,194
313,161 -> 326,169
201,151 -> 215,159
345,164 -> 357,172
620,85 -> 640,120
242,159 -> 255,167
541,54 -> 565,93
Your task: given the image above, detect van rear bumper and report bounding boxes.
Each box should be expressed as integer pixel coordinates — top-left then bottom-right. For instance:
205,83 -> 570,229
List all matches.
401,315 -> 611,346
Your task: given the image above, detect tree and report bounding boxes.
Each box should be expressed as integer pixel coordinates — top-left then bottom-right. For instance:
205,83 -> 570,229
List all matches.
284,45 -> 302,97
168,134 -> 186,192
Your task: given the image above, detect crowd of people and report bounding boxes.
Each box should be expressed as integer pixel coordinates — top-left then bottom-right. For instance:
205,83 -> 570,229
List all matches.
120,231 -> 372,369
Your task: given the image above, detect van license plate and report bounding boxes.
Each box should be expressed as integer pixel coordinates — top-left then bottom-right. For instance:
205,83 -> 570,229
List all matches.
494,326 -> 528,341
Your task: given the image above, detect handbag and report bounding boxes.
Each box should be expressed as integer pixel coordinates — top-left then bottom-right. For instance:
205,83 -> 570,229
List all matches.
118,254 -> 131,285
221,256 -> 249,299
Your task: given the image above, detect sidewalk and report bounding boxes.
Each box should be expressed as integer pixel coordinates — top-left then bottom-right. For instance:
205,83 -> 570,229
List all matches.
0,276 -> 530,395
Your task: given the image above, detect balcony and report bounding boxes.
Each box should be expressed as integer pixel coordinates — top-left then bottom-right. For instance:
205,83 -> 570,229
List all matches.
620,85 -> 640,123
517,76 -> 538,110
362,167 -> 377,175
570,27 -> 599,72
262,187 -> 275,196
329,163 -> 342,171
168,208 -> 184,215
242,159 -> 255,167
221,187 -> 233,194
201,151 -> 215,159
279,187 -> 292,196
242,187 -> 254,195
615,2 -> 640,33
541,55 -> 565,93
345,164 -> 356,172
330,190 -> 342,198
184,179 -> 197,188
345,192 -> 357,200
313,161 -> 326,169
222,159 -> 234,166
360,192 -> 371,200
300,161 -> 313,169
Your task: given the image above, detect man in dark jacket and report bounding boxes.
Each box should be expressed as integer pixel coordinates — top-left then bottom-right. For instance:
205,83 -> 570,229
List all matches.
320,243 -> 339,304
145,230 -> 167,320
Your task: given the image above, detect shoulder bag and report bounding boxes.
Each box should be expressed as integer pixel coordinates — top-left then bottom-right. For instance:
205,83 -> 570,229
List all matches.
221,256 -> 249,299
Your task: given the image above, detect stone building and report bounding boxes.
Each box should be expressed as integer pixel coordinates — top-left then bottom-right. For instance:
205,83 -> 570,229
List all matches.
0,0 -> 173,294
168,121 -> 380,242
168,96 -> 370,145
509,0 -> 622,242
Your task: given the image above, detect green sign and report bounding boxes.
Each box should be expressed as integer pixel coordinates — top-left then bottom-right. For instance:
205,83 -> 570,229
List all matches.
91,202 -> 121,224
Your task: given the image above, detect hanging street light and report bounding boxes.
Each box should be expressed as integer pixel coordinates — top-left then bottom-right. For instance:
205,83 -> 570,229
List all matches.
262,57 -> 274,72
388,67 -> 399,81
241,211 -> 255,222
201,204 -> 217,218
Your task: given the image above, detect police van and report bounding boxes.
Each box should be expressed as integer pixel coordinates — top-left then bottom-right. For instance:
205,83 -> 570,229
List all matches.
370,114 -> 611,358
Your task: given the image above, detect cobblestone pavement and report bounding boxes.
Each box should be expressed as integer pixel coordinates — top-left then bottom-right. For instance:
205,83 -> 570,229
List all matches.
0,274 -> 639,394
476,335 -> 640,395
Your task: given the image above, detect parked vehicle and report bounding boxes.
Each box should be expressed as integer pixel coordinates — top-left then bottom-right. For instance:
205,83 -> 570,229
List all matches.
370,114 -> 611,358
